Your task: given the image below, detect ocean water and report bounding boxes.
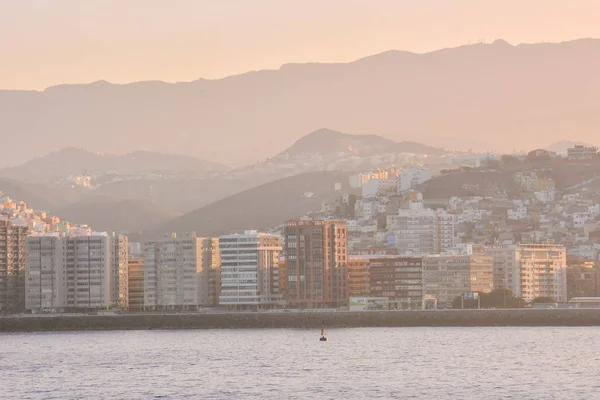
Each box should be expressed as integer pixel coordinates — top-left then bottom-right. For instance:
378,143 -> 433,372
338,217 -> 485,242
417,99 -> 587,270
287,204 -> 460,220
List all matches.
1,327 -> 600,399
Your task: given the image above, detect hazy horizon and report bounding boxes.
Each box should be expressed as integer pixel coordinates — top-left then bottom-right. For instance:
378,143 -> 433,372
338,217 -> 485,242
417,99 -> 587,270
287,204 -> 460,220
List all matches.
3,0 -> 600,90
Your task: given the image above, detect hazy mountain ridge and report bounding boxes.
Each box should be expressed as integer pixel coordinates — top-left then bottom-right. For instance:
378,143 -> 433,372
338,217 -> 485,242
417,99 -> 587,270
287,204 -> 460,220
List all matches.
54,196 -> 177,233
3,39 -> 600,166
0,147 -> 228,182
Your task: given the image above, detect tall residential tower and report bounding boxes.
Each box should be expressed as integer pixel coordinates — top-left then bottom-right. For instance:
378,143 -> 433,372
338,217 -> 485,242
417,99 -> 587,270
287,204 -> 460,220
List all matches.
284,220 -> 348,308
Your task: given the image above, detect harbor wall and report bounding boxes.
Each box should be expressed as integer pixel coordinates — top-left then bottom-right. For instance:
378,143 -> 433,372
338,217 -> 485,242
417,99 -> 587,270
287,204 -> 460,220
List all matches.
3,309 -> 600,332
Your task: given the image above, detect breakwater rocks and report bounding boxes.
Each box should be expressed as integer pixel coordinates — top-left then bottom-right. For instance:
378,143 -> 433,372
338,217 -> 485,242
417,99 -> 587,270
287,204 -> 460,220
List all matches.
3,309 -> 600,332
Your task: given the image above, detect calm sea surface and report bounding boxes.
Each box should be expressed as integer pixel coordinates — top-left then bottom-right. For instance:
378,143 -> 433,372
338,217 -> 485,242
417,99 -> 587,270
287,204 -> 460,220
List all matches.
1,327 -> 600,399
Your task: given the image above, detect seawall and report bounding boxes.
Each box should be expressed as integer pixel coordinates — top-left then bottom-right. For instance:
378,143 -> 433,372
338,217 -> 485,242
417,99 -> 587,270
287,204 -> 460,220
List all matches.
3,309 -> 600,332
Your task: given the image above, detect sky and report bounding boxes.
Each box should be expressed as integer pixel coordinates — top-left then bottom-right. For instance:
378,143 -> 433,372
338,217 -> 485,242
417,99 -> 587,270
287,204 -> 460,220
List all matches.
2,0 -> 600,90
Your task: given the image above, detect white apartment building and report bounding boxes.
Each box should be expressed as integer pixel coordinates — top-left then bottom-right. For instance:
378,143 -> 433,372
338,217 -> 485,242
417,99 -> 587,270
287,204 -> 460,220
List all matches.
573,212 -> 593,228
397,168 -> 432,193
143,234 -> 219,310
518,244 -> 567,302
25,233 -> 128,312
362,178 -> 397,198
386,202 -> 455,256
508,207 -> 527,220
219,231 -> 283,309
485,244 -> 567,302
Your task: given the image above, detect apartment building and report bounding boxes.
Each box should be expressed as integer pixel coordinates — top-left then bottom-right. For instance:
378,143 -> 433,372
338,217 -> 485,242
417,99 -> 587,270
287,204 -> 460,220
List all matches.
127,257 -> 145,311
0,221 -> 28,313
485,245 -> 520,296
112,234 -> 129,310
279,258 -> 287,302
387,202 -> 455,256
284,220 -> 348,308
423,253 -> 493,305
198,238 -> 221,307
219,231 -> 283,309
25,234 -> 128,312
397,168 -> 432,193
348,257 -> 369,297
144,234 -> 219,310
484,244 -> 568,302
519,244 -> 567,302
368,256 -> 424,309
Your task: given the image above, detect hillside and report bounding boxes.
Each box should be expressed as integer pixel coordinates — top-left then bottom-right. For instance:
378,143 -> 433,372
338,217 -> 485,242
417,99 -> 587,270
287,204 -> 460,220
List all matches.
54,196 -> 177,233
276,128 -> 445,158
158,171 -> 350,236
545,140 -> 595,154
0,147 -> 228,182
2,39 -> 600,166
391,141 -> 447,156
420,171 -> 519,199
0,178 -> 81,211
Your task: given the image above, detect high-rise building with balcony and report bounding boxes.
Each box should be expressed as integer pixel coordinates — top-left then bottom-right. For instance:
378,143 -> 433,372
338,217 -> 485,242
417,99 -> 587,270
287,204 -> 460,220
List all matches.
144,234 -> 219,310
518,244 -> 567,302
127,257 -> 145,311
0,221 -> 28,313
219,231 -> 283,309
112,234 -> 129,310
284,220 -> 348,308
25,234 -> 129,312
198,238 -> 221,307
485,244 -> 568,302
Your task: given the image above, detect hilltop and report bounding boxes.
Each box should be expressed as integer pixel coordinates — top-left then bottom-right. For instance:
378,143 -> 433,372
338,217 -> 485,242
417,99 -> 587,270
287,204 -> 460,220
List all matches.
2,39 -> 600,166
275,128 -> 445,158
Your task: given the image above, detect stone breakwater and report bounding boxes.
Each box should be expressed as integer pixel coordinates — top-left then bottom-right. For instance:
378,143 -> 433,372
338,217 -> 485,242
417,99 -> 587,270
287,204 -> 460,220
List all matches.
3,309 -> 600,332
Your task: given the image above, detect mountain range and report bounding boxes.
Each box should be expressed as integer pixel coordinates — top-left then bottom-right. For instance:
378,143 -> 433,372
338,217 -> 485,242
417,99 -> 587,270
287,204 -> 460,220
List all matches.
0,148 -> 227,182
3,39 -> 600,167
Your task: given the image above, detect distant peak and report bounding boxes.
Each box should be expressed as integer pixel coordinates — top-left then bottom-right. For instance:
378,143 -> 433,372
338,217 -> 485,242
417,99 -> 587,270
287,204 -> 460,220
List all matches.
308,128 -> 342,136
491,39 -> 512,47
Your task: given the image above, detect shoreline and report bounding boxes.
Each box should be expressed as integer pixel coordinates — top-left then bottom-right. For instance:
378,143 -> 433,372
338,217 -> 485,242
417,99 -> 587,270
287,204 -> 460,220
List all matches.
3,309 -> 600,332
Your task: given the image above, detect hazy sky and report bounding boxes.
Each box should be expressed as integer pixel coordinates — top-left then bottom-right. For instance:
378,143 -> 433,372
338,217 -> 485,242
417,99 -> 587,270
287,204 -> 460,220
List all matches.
2,0 -> 600,90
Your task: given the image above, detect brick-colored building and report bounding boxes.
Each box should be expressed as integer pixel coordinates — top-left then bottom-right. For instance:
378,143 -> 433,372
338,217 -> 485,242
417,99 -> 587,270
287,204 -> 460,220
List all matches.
0,221 -> 28,313
284,220 -> 348,308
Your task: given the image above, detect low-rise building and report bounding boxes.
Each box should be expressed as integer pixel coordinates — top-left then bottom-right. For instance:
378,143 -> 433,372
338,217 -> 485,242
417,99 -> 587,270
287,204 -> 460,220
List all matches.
567,145 -> 598,160
348,257 -> 369,297
423,253 -> 493,305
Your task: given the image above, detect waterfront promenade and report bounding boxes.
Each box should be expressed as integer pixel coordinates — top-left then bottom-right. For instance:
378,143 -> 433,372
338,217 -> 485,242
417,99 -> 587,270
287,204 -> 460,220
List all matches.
3,309 -> 600,332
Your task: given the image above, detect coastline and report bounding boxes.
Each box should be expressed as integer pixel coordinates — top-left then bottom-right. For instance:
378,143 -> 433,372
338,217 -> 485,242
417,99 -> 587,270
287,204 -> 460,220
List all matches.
3,309 -> 600,332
